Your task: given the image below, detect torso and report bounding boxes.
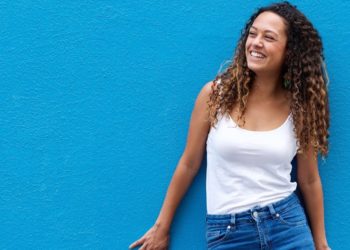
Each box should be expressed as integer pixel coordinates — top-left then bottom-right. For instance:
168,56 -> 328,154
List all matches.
229,91 -> 292,132
206,89 -> 298,215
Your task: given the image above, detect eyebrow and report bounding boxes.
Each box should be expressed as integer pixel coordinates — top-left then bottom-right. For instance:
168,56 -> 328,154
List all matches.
250,26 -> 279,36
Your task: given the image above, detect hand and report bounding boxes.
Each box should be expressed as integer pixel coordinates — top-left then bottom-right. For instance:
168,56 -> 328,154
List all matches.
129,224 -> 170,250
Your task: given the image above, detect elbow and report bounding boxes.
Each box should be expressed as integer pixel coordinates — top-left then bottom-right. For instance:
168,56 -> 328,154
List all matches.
298,175 -> 321,189
180,156 -> 202,176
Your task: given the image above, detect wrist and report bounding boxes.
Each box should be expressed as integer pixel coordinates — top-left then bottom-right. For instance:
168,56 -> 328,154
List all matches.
155,220 -> 170,234
315,240 -> 330,250
313,232 -> 328,245
315,245 -> 331,250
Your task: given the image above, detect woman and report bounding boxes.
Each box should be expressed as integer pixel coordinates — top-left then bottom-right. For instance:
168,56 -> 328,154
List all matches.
129,2 -> 331,249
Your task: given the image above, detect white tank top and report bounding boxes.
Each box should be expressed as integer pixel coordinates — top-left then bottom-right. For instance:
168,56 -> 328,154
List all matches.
206,111 -> 298,214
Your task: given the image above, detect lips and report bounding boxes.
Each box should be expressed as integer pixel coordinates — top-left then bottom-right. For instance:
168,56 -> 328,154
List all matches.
249,50 -> 266,59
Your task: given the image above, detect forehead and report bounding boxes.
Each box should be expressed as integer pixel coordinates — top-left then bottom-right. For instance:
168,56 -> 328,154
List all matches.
251,11 -> 287,35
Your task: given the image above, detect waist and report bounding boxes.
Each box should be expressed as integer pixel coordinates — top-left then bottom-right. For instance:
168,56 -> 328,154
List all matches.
206,191 -> 300,224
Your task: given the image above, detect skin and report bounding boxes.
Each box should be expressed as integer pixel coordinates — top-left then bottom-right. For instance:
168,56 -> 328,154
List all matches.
129,11 -> 330,250
231,11 -> 291,131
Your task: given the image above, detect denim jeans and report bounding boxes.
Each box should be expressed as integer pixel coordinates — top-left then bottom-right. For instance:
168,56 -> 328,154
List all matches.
206,192 -> 315,249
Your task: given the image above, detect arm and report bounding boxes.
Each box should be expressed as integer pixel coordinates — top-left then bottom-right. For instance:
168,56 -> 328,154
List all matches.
129,81 -> 214,249
297,147 -> 330,250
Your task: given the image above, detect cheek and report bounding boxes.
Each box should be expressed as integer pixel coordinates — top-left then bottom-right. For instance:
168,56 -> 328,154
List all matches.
245,37 -> 253,49
270,45 -> 286,62
244,42 -> 250,52
276,42 -> 288,60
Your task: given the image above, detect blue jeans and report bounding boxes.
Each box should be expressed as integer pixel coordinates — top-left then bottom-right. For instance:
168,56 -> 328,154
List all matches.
206,192 -> 315,249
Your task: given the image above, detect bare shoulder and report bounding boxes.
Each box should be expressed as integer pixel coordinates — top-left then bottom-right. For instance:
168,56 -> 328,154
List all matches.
189,80 -> 217,127
196,80 -> 216,102
203,80 -> 217,93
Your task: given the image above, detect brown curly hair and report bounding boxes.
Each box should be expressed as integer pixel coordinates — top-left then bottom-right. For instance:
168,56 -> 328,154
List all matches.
207,1 -> 330,160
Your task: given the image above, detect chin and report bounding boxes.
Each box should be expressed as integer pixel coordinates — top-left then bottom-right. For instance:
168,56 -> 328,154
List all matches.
246,63 -> 264,73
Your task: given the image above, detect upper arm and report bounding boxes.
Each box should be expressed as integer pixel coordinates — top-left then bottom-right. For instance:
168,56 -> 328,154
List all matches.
180,81 -> 214,173
296,145 -> 320,185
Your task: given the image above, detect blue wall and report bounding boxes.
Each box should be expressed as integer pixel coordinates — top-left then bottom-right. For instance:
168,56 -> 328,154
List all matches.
0,1 -> 348,249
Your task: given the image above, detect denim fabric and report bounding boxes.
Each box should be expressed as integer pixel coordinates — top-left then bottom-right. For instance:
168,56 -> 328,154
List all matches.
206,192 -> 315,249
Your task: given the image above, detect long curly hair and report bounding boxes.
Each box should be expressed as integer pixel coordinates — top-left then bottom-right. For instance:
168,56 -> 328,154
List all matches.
207,1 -> 330,160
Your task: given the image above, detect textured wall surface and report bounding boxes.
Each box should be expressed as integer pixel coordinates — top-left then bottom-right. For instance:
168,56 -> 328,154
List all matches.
0,0 -> 349,249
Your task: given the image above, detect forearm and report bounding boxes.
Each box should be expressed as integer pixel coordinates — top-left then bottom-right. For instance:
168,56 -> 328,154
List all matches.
299,177 -> 329,249
155,156 -> 199,233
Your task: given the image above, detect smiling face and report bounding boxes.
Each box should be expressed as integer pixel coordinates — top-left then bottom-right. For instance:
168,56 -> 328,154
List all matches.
245,11 -> 288,75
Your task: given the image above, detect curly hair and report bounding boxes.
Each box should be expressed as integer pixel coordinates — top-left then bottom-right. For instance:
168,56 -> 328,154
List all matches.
207,1 -> 330,160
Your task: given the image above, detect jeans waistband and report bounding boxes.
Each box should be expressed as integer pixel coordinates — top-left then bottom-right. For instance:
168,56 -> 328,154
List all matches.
206,192 -> 300,224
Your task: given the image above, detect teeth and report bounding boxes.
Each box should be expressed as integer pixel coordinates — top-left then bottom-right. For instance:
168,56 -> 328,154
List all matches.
250,51 -> 265,58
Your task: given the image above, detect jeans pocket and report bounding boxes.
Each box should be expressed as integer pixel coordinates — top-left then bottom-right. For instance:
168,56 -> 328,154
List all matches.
276,202 -> 307,227
206,223 -> 233,247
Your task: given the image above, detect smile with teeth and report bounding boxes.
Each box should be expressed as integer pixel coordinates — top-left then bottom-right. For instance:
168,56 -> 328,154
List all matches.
250,51 -> 266,59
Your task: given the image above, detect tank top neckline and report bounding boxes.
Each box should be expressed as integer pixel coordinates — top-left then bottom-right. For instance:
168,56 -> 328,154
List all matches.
226,112 -> 292,133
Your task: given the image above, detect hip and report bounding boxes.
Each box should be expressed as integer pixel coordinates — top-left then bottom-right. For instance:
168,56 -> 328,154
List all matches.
206,192 -> 315,249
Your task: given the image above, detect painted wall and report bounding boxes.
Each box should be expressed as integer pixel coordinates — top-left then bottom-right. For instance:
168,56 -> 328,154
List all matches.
0,1 -> 348,249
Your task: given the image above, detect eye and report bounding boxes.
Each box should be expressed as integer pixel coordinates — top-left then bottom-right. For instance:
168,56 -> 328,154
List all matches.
248,31 -> 256,36
265,36 -> 275,41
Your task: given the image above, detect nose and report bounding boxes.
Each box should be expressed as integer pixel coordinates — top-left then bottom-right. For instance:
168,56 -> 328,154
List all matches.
252,36 -> 263,47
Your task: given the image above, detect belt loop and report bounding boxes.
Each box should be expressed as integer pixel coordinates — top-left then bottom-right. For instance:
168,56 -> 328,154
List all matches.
230,213 -> 236,225
268,204 -> 277,217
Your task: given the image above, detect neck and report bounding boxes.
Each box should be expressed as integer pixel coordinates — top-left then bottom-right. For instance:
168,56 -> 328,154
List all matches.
250,72 -> 284,101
